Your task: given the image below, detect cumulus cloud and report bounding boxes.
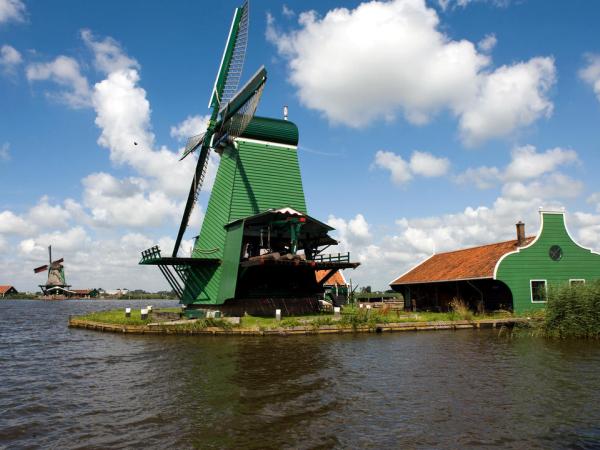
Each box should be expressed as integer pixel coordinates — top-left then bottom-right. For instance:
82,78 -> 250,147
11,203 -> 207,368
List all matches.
456,145 -> 579,189
170,114 -> 210,142
454,165 -> 501,189
504,145 -> 578,181
27,196 -> 72,229
26,56 -> 91,108
0,210 -> 33,235
373,149 -> 449,184
579,53 -> 600,103
0,44 -> 21,74
267,0 -> 554,145
409,150 -> 450,177
458,58 -> 555,146
81,172 -> 183,228
0,0 -> 25,24
81,29 -> 139,74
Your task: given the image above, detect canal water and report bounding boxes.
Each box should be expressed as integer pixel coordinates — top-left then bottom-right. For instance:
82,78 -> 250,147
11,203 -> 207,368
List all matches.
1,300 -> 600,449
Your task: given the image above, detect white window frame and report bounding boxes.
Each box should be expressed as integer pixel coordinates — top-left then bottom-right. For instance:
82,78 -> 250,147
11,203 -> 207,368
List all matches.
530,279 -> 548,303
569,279 -> 585,287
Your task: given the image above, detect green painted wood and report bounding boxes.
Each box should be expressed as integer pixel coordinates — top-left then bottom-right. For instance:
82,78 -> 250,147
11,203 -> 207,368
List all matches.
496,212 -> 600,313
240,116 -> 299,146
182,118 -> 306,306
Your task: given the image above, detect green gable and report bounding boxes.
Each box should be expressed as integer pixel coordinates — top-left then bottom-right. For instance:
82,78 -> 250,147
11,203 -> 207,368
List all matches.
495,211 -> 600,314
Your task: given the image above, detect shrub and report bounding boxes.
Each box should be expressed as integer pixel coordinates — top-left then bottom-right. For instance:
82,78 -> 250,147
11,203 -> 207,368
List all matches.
543,281 -> 600,339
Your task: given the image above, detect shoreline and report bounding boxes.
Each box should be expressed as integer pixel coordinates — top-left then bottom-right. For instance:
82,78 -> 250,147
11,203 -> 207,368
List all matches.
68,317 -> 529,336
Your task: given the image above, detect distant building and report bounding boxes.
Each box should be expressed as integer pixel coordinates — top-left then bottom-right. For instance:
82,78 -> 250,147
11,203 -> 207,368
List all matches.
0,285 -> 18,298
105,289 -> 129,296
390,209 -> 600,314
316,270 -> 348,305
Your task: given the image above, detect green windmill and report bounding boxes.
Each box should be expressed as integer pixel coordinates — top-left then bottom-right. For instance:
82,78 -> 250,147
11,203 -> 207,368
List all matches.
140,2 -> 359,316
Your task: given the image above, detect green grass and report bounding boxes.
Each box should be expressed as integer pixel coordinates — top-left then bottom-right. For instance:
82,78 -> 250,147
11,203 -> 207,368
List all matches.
74,307 -> 181,326
75,306 -> 520,331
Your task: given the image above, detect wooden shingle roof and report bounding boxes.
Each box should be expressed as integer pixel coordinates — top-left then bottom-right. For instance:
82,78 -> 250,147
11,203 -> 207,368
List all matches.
390,237 -> 535,285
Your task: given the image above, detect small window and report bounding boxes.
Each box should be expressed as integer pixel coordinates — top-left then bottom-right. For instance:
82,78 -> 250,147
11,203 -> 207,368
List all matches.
531,280 -> 547,303
569,279 -> 585,287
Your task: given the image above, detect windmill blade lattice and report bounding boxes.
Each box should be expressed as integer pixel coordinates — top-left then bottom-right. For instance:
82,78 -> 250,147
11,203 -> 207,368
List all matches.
180,132 -> 206,161
219,1 -> 249,106
219,81 -> 264,141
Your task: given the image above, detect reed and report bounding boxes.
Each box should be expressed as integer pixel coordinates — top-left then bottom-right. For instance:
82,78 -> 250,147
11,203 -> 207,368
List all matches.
543,281 -> 600,339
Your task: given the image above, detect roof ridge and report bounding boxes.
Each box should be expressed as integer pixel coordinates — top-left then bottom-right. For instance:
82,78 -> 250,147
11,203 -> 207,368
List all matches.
433,235 -> 535,256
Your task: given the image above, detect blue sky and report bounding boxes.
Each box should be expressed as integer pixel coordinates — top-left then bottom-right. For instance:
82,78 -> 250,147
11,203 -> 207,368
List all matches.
1,0 -> 600,291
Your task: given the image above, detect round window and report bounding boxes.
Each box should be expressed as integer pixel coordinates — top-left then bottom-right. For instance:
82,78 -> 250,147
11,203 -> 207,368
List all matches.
549,245 -> 563,261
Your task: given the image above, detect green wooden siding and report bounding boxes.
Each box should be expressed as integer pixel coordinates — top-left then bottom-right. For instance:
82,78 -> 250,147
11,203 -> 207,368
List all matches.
182,132 -> 307,306
496,212 -> 600,313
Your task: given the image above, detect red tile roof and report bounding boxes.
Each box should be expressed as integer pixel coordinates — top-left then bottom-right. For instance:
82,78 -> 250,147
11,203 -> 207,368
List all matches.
0,285 -> 16,294
390,237 -> 535,285
315,270 -> 347,286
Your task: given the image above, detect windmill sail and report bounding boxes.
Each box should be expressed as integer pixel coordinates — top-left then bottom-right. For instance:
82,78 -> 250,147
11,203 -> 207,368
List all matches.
209,1 -> 249,108
172,67 -> 268,257
171,1 -> 253,257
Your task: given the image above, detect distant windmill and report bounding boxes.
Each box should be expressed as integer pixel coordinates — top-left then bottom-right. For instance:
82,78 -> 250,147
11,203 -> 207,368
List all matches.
33,245 -> 71,296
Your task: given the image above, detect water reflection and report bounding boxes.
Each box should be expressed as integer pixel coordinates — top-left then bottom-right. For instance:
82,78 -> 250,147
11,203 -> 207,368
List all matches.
1,300 -> 600,449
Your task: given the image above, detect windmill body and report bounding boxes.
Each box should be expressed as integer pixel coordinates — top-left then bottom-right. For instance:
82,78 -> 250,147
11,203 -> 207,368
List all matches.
33,245 -> 72,297
140,2 -> 359,315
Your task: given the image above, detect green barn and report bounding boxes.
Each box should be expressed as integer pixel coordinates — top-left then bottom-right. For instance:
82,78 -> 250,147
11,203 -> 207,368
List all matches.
390,209 -> 600,314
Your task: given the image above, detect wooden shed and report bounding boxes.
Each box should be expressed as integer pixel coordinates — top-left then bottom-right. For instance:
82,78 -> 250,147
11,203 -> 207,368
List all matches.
390,209 -> 600,314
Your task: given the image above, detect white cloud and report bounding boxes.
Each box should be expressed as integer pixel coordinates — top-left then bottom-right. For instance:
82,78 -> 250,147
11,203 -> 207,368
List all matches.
26,56 -> 91,108
0,210 -> 33,235
0,0 -> 25,24
478,33 -> 497,53
409,150 -> 450,177
81,29 -> 139,74
579,53 -> 600,103
27,196 -> 71,229
81,172 -> 182,228
0,44 -> 21,74
458,57 -> 555,146
501,173 -> 583,200
504,145 -> 578,181
0,142 -> 9,161
456,145 -> 579,189
373,151 -> 412,184
373,149 -> 449,184
268,0 -> 554,145
170,114 -> 210,142
454,165 -> 501,189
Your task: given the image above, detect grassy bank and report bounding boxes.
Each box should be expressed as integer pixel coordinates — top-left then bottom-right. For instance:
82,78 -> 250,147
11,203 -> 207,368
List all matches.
73,304 -> 516,331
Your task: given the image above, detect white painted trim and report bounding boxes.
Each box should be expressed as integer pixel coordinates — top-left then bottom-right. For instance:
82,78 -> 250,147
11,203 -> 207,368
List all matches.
530,279 -> 548,303
569,279 -> 586,286
493,210 -> 547,279
208,7 -> 239,108
388,253 -> 435,286
233,137 -> 298,150
391,275 -> 492,286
